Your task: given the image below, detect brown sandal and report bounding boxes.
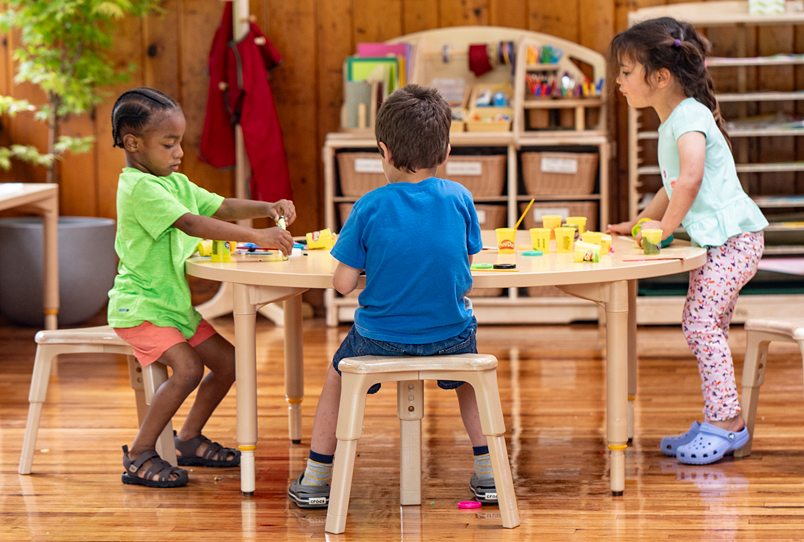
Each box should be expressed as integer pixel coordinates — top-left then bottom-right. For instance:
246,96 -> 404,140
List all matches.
174,432 -> 241,467
121,445 -> 189,488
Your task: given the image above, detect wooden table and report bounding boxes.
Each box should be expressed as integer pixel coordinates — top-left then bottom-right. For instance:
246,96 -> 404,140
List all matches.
185,231 -> 706,496
0,183 -> 59,330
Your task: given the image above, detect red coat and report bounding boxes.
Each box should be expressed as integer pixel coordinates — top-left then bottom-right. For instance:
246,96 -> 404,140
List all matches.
199,4 -> 293,202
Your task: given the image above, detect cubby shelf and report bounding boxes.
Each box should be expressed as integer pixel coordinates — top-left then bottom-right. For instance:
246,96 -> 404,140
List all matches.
323,26 -> 611,327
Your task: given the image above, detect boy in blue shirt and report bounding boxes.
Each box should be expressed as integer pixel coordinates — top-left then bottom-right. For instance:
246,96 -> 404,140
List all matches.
288,84 -> 495,508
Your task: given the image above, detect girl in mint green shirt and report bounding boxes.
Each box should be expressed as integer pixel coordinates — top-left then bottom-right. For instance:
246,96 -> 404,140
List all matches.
108,88 -> 296,488
608,18 -> 767,466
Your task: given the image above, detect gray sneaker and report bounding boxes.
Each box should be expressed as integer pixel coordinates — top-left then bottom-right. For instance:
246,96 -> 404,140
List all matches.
288,472 -> 331,509
469,473 -> 498,504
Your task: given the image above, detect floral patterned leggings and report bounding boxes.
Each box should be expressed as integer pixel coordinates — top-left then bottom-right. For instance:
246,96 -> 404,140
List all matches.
682,231 -> 764,422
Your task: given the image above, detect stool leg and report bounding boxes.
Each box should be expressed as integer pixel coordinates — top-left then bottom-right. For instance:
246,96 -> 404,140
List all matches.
326,372 -> 373,534
799,341 -> 804,400
397,380 -> 424,506
736,332 -> 770,459
463,370 -> 520,529
126,356 -> 149,426
19,345 -> 58,474
143,362 -> 177,467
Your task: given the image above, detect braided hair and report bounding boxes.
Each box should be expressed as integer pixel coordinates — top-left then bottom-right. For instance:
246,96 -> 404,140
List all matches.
609,17 -> 732,151
111,87 -> 181,148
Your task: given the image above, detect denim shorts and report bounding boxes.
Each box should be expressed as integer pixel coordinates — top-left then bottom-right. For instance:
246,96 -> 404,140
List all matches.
332,316 -> 478,394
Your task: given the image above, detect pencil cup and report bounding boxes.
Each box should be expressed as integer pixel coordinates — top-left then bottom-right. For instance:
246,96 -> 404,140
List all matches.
541,215 -> 562,239
566,216 -> 587,234
530,228 -> 550,253
641,229 -> 662,255
554,227 -> 575,253
496,228 -> 516,254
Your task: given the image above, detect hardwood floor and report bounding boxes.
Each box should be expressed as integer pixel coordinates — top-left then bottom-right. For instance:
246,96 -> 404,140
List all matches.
2,314 -> 804,541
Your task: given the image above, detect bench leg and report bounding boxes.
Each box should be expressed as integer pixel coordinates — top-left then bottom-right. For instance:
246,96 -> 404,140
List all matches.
326,439 -> 359,534
19,345 -> 57,474
737,333 -> 770,458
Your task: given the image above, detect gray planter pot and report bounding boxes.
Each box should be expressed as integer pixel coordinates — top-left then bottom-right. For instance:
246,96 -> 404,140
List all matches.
0,216 -> 117,327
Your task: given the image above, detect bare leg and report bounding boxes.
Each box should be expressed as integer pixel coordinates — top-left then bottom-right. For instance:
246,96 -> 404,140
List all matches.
309,365 -> 342,455
709,415 -> 745,432
128,342 -> 205,480
456,383 -> 488,448
177,333 -> 236,441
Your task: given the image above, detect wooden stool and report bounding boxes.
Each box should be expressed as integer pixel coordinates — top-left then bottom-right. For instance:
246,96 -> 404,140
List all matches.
736,318 -> 804,459
325,353 -> 520,534
18,325 -> 176,474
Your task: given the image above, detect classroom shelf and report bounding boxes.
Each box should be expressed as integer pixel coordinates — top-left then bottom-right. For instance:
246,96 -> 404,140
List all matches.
637,128 -> 804,139
707,55 -> 804,67
637,162 -> 804,175
324,26 -> 611,327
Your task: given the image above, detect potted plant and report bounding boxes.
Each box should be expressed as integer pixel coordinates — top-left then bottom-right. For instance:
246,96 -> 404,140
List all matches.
0,0 -> 161,326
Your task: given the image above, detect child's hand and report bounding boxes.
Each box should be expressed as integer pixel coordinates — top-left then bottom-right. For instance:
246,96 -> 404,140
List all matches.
255,227 -> 294,255
270,200 -> 296,226
634,220 -> 662,248
606,221 -> 635,236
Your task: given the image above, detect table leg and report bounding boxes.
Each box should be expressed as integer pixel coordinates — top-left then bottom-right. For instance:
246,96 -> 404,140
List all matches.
42,201 -> 58,330
627,280 -> 637,443
233,283 -> 258,496
604,281 -> 629,496
558,281 -> 629,496
284,295 -> 304,444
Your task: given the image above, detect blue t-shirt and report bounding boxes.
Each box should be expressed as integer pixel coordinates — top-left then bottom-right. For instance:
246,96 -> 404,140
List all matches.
331,177 -> 483,344
658,97 -> 767,247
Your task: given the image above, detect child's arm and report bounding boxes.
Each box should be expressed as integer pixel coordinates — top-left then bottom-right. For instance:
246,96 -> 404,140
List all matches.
653,131 -> 705,240
607,188 -> 670,236
213,198 -> 296,225
173,213 -> 294,254
333,262 -> 362,295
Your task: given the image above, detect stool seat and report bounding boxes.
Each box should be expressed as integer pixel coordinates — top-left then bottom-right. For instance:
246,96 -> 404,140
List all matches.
737,317 -> 804,459
34,325 -> 127,346
744,318 -> 804,340
338,353 -> 498,374
19,325 -> 175,475
325,353 -> 519,534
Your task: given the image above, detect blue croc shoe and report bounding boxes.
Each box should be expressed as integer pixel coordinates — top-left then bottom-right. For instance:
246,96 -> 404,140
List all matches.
676,423 -> 749,465
660,420 -> 701,456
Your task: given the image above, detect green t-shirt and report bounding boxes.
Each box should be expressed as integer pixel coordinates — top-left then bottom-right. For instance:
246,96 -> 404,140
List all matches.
107,167 -> 224,337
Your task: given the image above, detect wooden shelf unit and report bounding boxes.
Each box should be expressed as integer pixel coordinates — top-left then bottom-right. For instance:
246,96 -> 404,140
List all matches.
323,26 -> 611,327
627,1 -> 804,324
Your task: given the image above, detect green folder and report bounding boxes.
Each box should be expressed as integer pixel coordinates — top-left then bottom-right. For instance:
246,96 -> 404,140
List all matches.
346,56 -> 399,93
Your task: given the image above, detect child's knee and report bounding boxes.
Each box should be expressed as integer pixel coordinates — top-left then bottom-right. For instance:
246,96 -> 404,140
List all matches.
172,361 -> 205,392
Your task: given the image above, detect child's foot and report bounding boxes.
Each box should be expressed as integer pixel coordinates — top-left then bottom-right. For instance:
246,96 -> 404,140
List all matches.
469,473 -> 497,504
659,420 -> 701,456
288,472 -> 331,508
174,432 -> 240,467
121,445 -> 188,488
676,423 -> 750,465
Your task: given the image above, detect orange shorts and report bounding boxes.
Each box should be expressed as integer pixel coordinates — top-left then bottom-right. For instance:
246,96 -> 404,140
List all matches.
113,319 -> 217,366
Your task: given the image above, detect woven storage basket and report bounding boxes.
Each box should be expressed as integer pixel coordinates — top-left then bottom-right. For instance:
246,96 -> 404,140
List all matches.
521,152 -> 598,196
520,201 -> 598,232
436,155 -> 506,197
337,153 -> 387,197
475,204 -> 507,230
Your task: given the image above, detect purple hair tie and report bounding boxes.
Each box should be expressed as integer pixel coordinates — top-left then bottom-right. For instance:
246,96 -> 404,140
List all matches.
674,39 -> 681,48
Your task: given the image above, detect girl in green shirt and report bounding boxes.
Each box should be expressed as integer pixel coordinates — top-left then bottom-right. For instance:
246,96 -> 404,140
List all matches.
109,88 -> 296,487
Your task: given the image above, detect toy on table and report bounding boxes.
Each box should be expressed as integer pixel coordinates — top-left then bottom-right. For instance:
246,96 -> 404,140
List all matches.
236,242 -> 289,261
196,239 -> 237,262
631,217 -> 674,248
306,228 -> 337,250
574,241 -> 600,263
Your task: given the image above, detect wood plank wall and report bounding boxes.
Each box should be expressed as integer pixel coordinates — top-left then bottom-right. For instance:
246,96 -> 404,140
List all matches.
0,0 -> 800,235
